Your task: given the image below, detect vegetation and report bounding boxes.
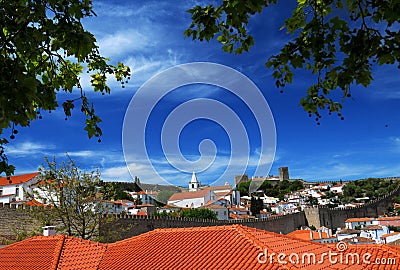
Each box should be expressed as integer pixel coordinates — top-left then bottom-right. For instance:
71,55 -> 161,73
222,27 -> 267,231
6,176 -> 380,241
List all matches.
250,196 -> 263,216
185,0 -> 400,123
237,180 -> 304,200
156,190 -> 176,204
180,208 -> 218,220
26,157 -> 109,240
100,182 -> 134,201
342,178 -> 398,200
0,0 -> 131,175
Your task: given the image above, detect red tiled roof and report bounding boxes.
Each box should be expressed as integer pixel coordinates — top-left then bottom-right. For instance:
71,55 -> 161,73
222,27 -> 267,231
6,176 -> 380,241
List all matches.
0,235 -> 64,270
378,216 -> 400,221
345,217 -> 374,222
168,189 -> 211,201
0,235 -> 106,270
57,236 -> 107,269
287,230 -> 329,241
25,199 -> 46,207
382,232 -> 400,239
4,225 -> 400,269
0,172 -> 39,187
361,225 -> 383,230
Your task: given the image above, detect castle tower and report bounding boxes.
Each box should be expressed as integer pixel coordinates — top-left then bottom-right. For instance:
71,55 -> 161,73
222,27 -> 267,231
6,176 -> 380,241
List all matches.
278,167 -> 289,181
189,171 -> 201,191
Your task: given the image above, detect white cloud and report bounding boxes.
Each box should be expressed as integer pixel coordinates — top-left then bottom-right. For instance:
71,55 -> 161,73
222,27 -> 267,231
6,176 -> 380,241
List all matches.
6,141 -> 55,156
97,29 -> 152,58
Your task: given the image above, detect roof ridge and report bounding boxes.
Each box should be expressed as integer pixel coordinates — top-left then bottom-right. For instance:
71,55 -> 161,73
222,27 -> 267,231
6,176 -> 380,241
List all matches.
52,234 -> 66,270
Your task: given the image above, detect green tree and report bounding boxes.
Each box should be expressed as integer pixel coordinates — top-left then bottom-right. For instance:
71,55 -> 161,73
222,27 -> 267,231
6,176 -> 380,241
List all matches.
180,208 -> 218,220
26,157 -> 110,240
0,0 -> 130,175
185,0 -> 399,122
250,196 -> 263,216
236,181 -> 250,196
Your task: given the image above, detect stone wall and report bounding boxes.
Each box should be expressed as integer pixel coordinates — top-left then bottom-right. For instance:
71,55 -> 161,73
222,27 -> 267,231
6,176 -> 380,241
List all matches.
99,211 -> 307,242
304,184 -> 400,230
0,204 -> 38,238
1,184 -> 399,242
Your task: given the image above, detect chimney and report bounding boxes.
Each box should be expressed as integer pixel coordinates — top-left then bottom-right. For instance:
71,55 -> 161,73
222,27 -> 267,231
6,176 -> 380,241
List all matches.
43,226 -> 56,236
318,230 -> 323,239
310,230 -> 313,240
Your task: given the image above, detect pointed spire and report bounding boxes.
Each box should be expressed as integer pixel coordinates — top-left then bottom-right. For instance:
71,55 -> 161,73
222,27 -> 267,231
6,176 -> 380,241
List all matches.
190,171 -> 199,183
189,171 -> 200,191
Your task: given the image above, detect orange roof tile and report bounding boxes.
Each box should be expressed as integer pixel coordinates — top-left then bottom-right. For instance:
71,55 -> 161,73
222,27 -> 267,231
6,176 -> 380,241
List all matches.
287,230 -> 329,241
0,235 -> 64,270
168,189 -> 211,201
345,217 -> 375,222
378,216 -> 400,221
25,199 -> 46,207
382,232 -> 400,239
0,172 -> 39,187
4,225 -> 400,269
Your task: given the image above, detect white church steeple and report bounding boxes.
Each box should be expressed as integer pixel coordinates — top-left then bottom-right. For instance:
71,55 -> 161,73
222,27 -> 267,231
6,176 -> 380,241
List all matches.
189,171 -> 201,191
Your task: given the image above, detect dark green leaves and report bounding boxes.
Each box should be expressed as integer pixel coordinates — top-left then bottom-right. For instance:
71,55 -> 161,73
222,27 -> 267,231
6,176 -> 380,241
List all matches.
186,0 -> 400,119
0,0 -> 131,175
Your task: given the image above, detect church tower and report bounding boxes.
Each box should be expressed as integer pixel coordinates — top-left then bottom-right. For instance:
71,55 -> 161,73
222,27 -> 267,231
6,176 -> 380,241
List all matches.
189,171 -> 201,191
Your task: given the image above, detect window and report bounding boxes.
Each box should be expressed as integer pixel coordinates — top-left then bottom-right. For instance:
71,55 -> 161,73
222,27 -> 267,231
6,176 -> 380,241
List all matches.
15,187 -> 20,197
0,189 -> 2,196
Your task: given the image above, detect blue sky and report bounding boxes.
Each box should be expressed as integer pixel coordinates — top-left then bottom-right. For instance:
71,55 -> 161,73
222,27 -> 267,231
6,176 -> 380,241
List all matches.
4,0 -> 400,186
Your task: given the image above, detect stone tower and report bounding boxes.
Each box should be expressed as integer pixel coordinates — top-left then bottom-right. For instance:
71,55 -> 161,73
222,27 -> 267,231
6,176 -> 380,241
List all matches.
278,167 -> 289,181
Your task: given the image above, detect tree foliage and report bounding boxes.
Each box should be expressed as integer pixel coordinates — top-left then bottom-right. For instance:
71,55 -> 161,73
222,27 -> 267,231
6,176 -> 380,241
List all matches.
250,196 -> 263,216
342,178 -> 398,199
185,0 -> 400,123
179,208 -> 218,220
27,157 -> 109,240
0,0 -> 130,175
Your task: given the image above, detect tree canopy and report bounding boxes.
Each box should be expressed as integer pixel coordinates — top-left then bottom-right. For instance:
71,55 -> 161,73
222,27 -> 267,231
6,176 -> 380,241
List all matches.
26,157 -> 109,240
0,0 -> 130,175
185,0 -> 400,123
180,208 -> 218,220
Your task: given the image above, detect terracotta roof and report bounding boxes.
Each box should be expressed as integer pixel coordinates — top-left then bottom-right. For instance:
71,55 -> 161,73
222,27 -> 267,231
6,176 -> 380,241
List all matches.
0,235 -> 106,270
337,228 -> 360,235
168,189 -> 211,201
56,236 -> 107,269
0,194 -> 14,198
25,199 -> 46,207
361,225 -> 383,230
286,230 -> 329,241
199,204 -> 227,210
206,184 -> 232,191
378,216 -> 400,221
135,211 -> 147,216
139,203 -> 155,207
382,232 -> 400,239
345,217 -> 374,222
3,225 -> 400,269
0,172 -> 39,187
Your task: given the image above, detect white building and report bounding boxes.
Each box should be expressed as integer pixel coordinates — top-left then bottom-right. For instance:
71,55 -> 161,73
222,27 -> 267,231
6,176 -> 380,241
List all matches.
199,204 -> 229,220
129,190 -> 158,205
345,218 -> 378,229
330,183 -> 345,194
0,172 -> 40,204
168,189 -> 216,208
381,232 -> 400,244
360,225 -> 390,243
